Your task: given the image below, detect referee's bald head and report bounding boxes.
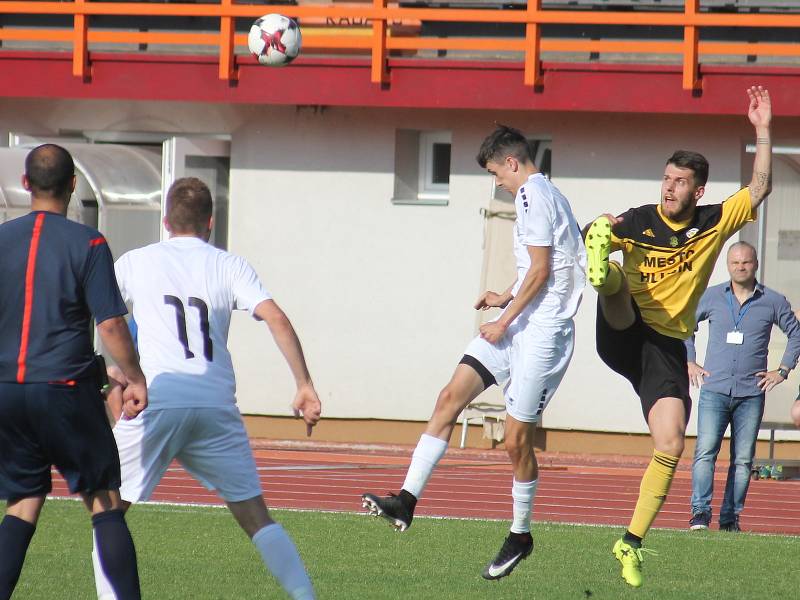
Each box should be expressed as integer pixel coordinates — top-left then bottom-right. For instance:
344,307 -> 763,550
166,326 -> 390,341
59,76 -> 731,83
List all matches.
24,144 -> 75,200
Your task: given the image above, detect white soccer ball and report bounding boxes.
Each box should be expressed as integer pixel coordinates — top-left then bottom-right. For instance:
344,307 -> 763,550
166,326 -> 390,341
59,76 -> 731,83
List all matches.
248,13 -> 302,66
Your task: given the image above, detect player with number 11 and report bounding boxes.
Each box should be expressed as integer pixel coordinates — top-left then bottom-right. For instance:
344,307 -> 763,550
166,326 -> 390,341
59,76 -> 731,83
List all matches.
93,177 -> 321,600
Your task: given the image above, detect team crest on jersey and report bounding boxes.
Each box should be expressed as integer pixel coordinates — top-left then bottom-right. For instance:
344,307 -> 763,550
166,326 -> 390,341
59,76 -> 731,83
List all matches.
642,228 -> 655,238
669,236 -> 679,247
686,227 -> 699,239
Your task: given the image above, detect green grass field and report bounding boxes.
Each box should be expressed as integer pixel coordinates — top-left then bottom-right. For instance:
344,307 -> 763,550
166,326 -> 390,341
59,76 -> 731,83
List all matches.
3,499 -> 797,599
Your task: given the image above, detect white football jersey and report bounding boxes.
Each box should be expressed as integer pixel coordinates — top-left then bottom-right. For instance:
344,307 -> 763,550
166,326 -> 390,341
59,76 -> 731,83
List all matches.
114,236 -> 271,409
512,173 -> 587,322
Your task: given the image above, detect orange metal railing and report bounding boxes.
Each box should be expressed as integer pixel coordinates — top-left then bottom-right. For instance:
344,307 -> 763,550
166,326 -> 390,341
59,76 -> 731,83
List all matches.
1,1 -> 800,89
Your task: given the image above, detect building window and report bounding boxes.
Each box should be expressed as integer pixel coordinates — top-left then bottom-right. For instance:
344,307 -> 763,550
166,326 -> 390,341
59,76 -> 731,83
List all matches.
393,129 -> 451,206
418,131 -> 451,201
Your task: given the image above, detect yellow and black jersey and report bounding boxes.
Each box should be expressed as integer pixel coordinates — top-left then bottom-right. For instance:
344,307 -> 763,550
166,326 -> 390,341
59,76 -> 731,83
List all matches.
611,187 -> 756,340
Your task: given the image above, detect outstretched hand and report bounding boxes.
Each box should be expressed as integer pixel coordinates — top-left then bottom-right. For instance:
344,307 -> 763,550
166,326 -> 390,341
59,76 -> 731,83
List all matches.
747,86 -> 771,129
598,213 -> 623,227
474,290 -> 512,311
292,383 -> 322,436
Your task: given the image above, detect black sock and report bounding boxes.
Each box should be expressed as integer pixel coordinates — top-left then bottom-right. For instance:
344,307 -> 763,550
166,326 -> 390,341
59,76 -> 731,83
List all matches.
623,530 -> 643,548
92,509 -> 141,600
399,489 -> 418,511
509,531 -> 533,542
0,515 -> 36,600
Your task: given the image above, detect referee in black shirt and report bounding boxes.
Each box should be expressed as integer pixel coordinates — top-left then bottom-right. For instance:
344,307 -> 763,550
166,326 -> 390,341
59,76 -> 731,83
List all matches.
0,144 -> 147,600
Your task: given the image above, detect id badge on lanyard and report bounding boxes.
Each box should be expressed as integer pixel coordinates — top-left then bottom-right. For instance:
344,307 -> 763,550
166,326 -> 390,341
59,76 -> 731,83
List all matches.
726,330 -> 744,345
726,290 -> 751,345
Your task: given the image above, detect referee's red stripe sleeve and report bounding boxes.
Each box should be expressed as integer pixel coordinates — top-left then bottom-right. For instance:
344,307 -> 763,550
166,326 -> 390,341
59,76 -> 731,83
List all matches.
17,213 -> 46,383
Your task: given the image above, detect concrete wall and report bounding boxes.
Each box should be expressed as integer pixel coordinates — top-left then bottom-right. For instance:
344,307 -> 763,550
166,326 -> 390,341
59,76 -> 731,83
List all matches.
1,98 -> 798,442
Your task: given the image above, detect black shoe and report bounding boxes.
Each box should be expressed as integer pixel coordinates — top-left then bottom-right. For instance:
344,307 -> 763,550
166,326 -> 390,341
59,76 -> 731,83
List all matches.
481,532 -> 534,580
719,517 -> 741,532
361,493 -> 414,531
689,511 -> 711,530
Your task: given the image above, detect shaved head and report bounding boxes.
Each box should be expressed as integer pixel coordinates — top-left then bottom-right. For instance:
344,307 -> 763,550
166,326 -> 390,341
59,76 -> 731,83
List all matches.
727,240 -> 757,260
24,144 -> 75,200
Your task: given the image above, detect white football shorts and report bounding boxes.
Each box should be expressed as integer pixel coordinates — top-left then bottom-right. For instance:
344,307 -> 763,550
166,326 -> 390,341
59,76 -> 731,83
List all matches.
114,405 -> 263,503
464,314 -> 575,423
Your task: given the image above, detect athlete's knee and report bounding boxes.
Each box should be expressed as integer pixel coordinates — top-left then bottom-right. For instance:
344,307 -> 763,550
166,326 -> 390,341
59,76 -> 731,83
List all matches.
503,429 -> 535,463
432,385 -> 465,420
655,437 -> 684,459
228,496 -> 273,538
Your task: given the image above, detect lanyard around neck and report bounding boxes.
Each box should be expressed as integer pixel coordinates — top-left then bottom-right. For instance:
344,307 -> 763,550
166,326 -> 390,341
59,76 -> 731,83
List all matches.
726,288 -> 754,331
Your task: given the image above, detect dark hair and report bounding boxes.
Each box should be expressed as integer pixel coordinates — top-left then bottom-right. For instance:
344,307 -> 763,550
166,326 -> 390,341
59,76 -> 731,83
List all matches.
667,150 -> 709,187
24,144 -> 75,199
476,125 -> 532,168
166,177 -> 213,235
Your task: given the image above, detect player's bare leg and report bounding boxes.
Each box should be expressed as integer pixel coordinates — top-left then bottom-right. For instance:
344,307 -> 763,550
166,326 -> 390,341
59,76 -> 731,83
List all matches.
4,495 -> 46,524
424,364 -> 488,440
790,398 -> 800,427
228,496 -> 315,600
647,397 -> 687,458
228,495 -> 274,536
597,277 -> 636,332
362,364 -> 485,531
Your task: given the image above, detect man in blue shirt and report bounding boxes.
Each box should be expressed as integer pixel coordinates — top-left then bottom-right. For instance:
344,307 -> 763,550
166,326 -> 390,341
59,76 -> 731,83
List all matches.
685,241 -> 800,531
0,144 -> 147,600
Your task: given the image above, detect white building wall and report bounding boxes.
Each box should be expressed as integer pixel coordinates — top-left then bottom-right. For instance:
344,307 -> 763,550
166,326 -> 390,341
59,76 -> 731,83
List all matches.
1,98 -> 797,439
227,107 -> 488,421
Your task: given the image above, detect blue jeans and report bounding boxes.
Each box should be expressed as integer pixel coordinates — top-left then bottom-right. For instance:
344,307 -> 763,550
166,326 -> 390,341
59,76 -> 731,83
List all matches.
690,389 -> 764,524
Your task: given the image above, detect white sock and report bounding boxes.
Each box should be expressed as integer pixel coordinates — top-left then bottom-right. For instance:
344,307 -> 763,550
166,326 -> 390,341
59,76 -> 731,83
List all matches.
92,530 -> 117,600
401,434 -> 448,499
253,523 -> 315,600
510,479 -> 538,534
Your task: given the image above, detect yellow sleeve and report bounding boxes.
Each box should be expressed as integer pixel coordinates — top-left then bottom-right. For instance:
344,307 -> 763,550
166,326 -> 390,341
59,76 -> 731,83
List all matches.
718,187 -> 757,239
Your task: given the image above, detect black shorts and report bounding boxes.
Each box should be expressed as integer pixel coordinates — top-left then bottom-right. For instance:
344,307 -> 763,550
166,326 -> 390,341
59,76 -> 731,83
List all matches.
596,298 -> 691,421
0,379 -> 121,501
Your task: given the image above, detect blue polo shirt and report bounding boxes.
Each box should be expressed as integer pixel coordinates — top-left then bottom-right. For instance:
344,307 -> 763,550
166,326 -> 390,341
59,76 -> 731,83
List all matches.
0,211 -> 127,382
685,281 -> 800,397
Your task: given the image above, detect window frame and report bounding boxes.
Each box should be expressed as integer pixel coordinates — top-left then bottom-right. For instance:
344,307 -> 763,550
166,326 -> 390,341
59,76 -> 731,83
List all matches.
416,130 -> 451,203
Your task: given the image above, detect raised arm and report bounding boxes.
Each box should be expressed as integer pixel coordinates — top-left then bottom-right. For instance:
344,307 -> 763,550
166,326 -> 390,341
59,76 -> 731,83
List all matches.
746,86 -> 773,209
253,299 -> 321,436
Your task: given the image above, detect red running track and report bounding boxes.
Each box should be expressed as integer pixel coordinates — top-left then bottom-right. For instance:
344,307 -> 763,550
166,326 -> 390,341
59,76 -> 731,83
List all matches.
50,441 -> 800,536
